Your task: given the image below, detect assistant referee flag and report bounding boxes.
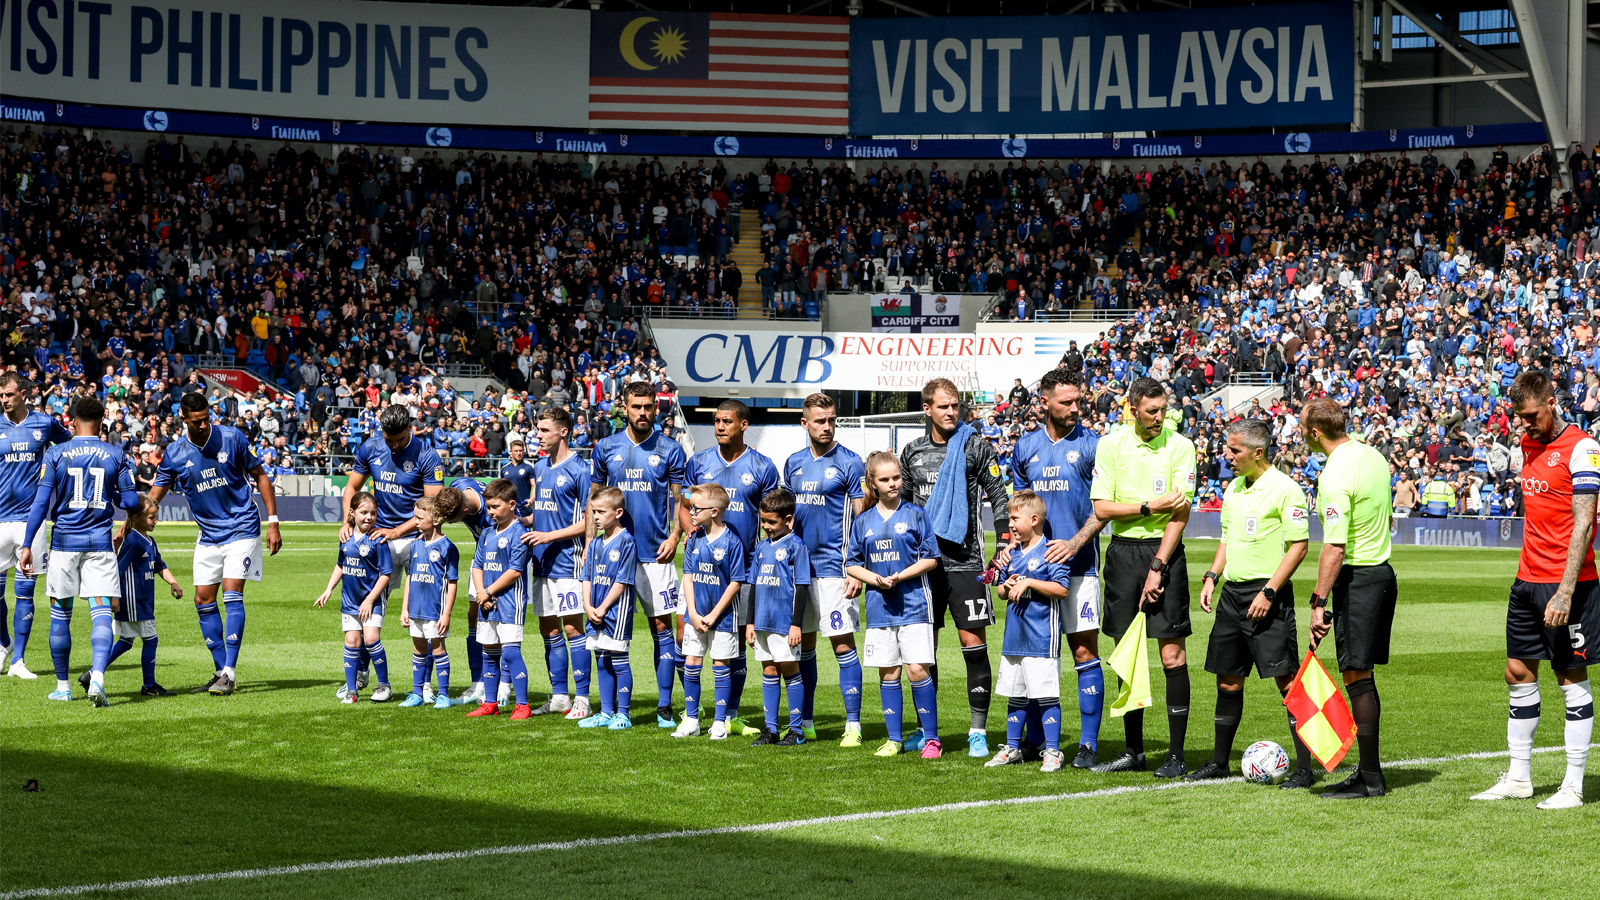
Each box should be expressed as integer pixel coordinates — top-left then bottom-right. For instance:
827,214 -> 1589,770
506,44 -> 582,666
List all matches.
1283,650 -> 1357,771
1106,611 -> 1152,717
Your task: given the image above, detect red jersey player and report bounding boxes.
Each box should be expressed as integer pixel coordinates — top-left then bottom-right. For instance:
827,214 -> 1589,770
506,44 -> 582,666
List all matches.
1471,371 -> 1597,809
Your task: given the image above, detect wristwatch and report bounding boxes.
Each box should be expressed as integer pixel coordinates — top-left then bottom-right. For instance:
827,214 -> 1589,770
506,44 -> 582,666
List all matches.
1260,586 -> 1278,603
1149,558 -> 1170,575
1202,571 -> 1220,583
1309,592 -> 1328,610
1140,501 -> 1151,517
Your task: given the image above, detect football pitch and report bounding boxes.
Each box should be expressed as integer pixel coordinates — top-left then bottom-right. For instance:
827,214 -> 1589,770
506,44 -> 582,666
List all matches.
1,523 -> 1588,899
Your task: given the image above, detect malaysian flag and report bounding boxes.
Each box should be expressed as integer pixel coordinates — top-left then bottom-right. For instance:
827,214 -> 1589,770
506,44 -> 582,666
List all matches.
589,12 -> 849,134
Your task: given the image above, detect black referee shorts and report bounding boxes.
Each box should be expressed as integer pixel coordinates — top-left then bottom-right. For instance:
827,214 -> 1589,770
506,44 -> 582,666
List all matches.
1507,580 -> 1600,671
930,564 -> 994,631
1205,578 -> 1298,679
1102,536 -> 1191,642
1331,562 -> 1398,672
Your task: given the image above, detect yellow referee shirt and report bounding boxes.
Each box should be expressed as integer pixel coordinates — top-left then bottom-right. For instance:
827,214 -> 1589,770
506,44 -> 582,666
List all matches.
1091,426 -> 1197,539
1221,466 -> 1310,581
1316,439 -> 1392,566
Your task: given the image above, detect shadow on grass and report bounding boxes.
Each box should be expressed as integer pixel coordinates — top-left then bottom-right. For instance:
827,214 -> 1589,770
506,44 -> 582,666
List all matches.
2,746 -> 1381,900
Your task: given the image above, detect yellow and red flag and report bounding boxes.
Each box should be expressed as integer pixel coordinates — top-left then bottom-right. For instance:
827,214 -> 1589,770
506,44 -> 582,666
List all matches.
1282,649 -> 1356,772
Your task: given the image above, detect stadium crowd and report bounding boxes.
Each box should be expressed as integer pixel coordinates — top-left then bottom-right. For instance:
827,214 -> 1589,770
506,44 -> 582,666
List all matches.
9,118 -> 1600,521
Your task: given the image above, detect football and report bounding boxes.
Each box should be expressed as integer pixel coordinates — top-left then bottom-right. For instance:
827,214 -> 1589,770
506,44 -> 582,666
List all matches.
1241,740 -> 1291,784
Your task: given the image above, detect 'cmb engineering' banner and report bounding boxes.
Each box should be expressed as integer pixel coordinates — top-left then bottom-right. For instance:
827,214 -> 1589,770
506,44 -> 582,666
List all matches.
0,0 -> 590,128
849,2 -> 1354,136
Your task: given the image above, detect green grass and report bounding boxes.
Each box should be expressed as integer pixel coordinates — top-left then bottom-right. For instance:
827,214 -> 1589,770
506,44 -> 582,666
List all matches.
0,525 -> 1582,899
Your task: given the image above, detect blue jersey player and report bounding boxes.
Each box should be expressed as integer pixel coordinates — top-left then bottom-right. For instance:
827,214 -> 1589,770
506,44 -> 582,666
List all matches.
466,479 -> 534,720
671,483 -> 746,740
1008,368 -> 1108,769
501,436 -> 538,515
23,397 -> 141,707
143,392 -> 282,697
745,488 -> 812,747
519,409 -> 592,718
589,382 -> 686,726
987,491 -> 1074,773
578,486 -> 638,730
94,496 -> 183,697
679,399 -> 778,735
342,405 -> 444,694
0,371 -> 72,681
398,496 -> 460,709
783,393 -> 867,745
845,452 -> 940,759
314,493 -> 393,703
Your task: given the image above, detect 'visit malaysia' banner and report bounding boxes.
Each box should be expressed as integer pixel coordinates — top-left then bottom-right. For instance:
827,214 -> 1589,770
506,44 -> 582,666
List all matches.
849,3 -> 1353,135
0,0 -> 590,128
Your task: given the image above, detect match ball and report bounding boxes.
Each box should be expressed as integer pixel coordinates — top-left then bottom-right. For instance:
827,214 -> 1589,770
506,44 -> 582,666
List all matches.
1241,740 -> 1290,784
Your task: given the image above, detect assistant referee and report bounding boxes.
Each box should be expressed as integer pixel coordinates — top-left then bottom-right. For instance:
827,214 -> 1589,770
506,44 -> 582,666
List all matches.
1303,398 -> 1397,800
1090,377 -> 1197,778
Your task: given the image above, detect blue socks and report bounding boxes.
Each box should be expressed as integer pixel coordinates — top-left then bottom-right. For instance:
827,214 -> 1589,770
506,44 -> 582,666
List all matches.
482,647 -> 502,703
610,651 -> 632,715
0,570 -> 9,648
1006,696 -> 1029,748
684,662 -> 703,718
11,576 -> 34,664
343,645 -> 361,693
713,662 -> 731,721
910,676 -> 938,741
598,650 -> 616,715
785,672 -> 804,734
434,652 -> 450,695
222,591 -> 245,672
49,601 -> 72,682
570,633 -> 590,697
762,674 -> 782,732
412,653 -> 429,695
1040,697 -> 1063,751
1076,658 -> 1105,751
838,648 -> 863,724
140,636 -> 157,687
364,640 -> 388,686
727,651 -> 748,719
653,628 -> 676,709
881,678 -> 904,742
545,633 -> 569,696
502,642 -> 528,706
196,602 -> 225,673
87,604 -> 113,677
799,649 -> 818,721
108,637 -> 135,667
467,631 -> 483,683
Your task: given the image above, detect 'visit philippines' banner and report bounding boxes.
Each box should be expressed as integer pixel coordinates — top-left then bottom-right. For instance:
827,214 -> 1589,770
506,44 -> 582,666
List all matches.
849,3 -> 1353,135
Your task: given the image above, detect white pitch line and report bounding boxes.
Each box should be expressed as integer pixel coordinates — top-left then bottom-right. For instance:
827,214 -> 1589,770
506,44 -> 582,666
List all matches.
1,743 -> 1586,899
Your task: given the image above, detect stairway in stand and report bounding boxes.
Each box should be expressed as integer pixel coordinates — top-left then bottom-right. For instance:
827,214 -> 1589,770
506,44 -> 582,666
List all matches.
728,213 -> 767,316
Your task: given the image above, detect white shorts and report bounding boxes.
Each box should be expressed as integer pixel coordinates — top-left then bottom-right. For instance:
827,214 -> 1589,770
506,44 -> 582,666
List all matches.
0,520 -> 48,573
115,619 -> 158,640
681,623 -> 740,660
752,629 -> 799,663
997,654 -> 1062,699
804,577 -> 860,636
1062,575 -> 1101,635
476,619 -> 524,645
636,562 -> 679,616
385,537 -> 416,580
589,630 -> 629,653
193,536 -> 264,586
863,623 -> 936,668
408,619 -> 445,640
537,577 -> 584,618
342,612 -> 384,631
47,550 -> 120,599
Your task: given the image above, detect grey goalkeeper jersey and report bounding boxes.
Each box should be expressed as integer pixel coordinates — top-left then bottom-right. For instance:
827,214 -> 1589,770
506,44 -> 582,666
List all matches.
899,432 -> 1011,572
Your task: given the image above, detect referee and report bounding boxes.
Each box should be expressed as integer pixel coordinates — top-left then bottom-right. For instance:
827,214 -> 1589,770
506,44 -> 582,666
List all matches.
1188,419 -> 1317,788
1089,377 -> 1197,778
901,378 -> 1012,759
1303,398 -> 1397,800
